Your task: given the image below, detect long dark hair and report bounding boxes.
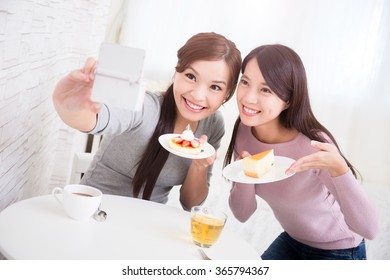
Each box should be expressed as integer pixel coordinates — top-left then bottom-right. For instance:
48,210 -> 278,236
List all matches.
224,44 -> 358,178
133,32 -> 242,200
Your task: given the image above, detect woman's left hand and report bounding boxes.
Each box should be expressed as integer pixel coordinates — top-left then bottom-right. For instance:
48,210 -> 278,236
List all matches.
286,140 -> 349,177
180,135 -> 214,209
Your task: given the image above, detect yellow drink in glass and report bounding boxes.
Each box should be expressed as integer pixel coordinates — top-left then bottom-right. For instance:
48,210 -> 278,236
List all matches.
191,206 -> 227,247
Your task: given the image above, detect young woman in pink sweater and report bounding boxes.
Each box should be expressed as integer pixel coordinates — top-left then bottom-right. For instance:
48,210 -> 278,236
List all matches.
224,44 -> 378,259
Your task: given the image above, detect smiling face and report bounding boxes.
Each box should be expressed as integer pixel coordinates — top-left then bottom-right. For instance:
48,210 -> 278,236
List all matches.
237,58 -> 289,130
173,59 -> 230,126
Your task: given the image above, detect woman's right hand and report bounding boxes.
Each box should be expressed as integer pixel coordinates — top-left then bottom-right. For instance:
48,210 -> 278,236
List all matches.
52,58 -> 101,131
53,57 -> 99,113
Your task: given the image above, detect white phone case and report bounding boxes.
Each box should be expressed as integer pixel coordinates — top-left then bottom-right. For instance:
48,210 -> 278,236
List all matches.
92,43 -> 146,111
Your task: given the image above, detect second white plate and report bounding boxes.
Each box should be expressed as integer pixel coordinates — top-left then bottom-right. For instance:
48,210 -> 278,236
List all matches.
158,133 -> 216,159
222,156 -> 296,184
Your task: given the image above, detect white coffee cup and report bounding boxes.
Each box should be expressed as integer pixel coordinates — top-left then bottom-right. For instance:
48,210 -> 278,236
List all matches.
52,184 -> 102,221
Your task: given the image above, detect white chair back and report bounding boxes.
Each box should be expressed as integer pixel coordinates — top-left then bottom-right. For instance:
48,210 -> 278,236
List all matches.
67,135 -> 102,184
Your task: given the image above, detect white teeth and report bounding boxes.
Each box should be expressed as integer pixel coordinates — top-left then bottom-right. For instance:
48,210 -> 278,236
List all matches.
186,99 -> 203,110
243,106 -> 259,114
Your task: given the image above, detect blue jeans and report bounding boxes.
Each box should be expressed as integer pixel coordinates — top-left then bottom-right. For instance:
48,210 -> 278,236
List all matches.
261,232 -> 367,260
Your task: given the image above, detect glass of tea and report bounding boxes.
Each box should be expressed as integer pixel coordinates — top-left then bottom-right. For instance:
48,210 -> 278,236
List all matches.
190,206 -> 227,248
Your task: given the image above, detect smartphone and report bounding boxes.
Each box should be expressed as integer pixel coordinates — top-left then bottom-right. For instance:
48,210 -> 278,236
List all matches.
92,43 -> 146,111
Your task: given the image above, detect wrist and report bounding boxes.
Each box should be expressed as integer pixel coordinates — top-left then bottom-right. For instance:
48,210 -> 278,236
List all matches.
190,161 -> 210,172
330,162 -> 349,177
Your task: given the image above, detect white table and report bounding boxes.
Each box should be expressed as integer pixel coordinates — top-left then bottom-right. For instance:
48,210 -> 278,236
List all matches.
0,195 -> 259,260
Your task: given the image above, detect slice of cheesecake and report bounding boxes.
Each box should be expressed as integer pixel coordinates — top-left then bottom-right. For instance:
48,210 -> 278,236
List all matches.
243,149 -> 275,178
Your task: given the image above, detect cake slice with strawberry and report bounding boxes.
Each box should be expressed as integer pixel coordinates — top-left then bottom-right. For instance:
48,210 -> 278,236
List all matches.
169,125 -> 202,155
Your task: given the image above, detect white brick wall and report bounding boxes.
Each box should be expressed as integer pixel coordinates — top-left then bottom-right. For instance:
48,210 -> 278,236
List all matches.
0,0 -> 113,211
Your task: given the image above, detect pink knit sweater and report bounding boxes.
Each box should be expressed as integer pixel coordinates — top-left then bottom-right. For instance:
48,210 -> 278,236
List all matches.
229,123 -> 379,250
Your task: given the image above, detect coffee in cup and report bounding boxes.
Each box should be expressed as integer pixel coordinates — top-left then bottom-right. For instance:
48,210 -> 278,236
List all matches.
52,184 -> 102,221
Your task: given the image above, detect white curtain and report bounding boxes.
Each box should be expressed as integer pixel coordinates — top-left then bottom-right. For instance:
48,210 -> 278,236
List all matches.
116,0 -> 390,185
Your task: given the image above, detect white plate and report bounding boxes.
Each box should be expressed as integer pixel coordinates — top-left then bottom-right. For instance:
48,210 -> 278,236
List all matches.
222,156 -> 296,184
158,133 -> 216,159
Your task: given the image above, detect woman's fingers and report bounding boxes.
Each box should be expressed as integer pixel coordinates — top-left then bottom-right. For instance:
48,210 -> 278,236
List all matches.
198,135 -> 208,144
286,141 -> 349,176
311,140 -> 337,152
192,152 -> 216,168
286,153 -> 324,174
81,57 -> 97,80
237,151 -> 251,160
